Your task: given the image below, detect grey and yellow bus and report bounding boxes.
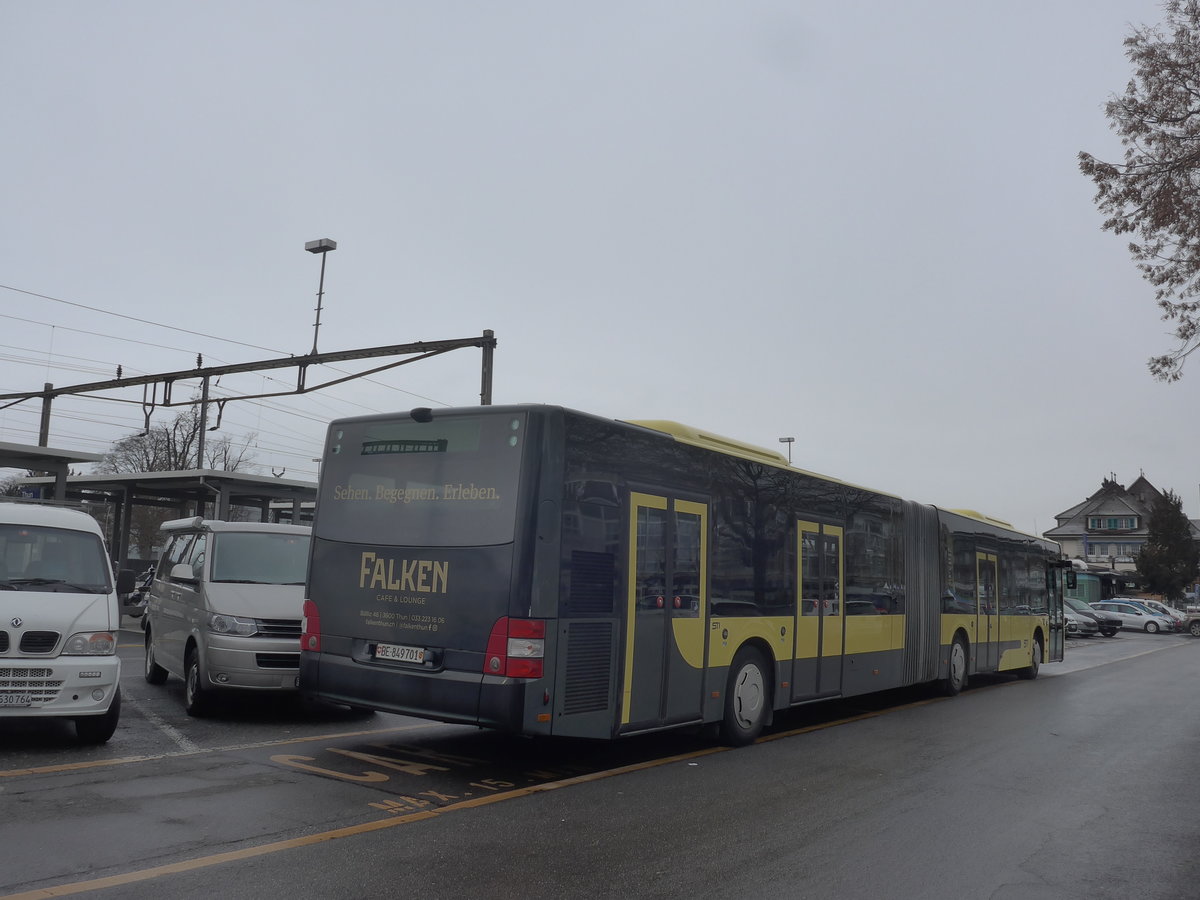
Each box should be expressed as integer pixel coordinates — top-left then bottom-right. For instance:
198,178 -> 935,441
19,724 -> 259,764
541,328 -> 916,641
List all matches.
300,404 -> 1065,745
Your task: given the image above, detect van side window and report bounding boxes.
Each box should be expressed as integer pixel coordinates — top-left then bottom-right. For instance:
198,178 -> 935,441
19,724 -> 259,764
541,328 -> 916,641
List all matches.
188,534 -> 207,580
160,534 -> 195,577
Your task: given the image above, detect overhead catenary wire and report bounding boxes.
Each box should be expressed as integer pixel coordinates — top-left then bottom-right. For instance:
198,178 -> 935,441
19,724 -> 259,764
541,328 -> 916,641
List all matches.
0,282 -> 486,484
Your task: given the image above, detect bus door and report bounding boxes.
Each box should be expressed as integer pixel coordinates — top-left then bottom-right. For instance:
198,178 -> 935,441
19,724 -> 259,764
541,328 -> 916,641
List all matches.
621,493 -> 707,732
793,520 -> 844,701
1048,564 -> 1066,663
976,552 -> 999,671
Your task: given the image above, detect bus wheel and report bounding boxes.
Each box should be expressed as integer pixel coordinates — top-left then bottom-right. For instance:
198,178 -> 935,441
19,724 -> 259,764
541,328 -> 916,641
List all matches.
1018,639 -> 1042,680
719,646 -> 770,746
943,635 -> 968,696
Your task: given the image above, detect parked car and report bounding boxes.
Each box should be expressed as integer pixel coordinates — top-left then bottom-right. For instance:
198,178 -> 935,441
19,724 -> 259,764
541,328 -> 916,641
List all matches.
142,517 -> 311,716
1089,600 -> 1176,634
1064,596 -> 1120,637
1065,610 -> 1099,637
1184,612 -> 1200,637
1106,598 -> 1184,632
1123,598 -> 1187,629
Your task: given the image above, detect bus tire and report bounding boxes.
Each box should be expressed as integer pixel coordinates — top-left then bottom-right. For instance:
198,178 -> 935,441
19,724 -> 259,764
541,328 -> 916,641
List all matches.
1018,637 -> 1042,680
719,646 -> 770,746
943,634 -> 968,696
144,627 -> 168,685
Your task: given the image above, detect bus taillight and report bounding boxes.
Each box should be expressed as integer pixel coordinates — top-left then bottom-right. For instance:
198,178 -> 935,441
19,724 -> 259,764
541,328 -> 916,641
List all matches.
484,617 -> 545,679
302,599 -> 321,652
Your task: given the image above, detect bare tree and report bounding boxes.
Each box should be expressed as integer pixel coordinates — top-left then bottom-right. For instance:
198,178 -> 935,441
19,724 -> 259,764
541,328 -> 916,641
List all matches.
96,404 -> 258,558
96,405 -> 255,475
1079,0 -> 1200,380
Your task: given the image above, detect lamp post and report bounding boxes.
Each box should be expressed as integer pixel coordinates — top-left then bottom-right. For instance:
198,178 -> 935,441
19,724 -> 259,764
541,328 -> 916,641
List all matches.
305,238 -> 337,355
778,436 -> 794,464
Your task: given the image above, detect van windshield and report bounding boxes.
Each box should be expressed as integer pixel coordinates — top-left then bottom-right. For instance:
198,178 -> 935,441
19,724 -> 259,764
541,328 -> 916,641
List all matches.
211,532 -> 311,585
0,524 -> 112,593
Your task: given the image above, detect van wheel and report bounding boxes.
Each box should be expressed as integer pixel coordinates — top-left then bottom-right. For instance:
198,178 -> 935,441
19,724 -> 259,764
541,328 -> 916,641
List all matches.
719,646 -> 770,746
184,648 -> 211,717
144,628 -> 168,685
75,688 -> 120,745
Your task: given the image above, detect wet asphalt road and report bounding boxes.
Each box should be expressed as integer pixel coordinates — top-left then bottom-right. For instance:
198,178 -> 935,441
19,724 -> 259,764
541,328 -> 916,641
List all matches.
2,624 -> 1198,899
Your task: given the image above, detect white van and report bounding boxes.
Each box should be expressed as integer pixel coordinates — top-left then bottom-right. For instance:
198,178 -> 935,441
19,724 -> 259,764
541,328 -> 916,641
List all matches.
0,502 -> 134,744
142,517 -> 311,716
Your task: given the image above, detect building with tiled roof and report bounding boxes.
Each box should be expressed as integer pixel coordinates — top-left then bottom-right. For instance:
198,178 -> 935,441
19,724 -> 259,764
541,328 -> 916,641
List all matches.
1044,474 -> 1200,575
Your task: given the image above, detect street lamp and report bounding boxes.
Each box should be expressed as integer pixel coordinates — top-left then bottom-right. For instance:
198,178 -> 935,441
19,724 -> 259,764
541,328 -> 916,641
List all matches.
778,436 -> 794,464
305,238 -> 337,355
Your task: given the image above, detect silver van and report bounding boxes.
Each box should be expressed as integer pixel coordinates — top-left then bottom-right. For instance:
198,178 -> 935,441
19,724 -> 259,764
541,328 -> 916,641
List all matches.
142,517 -> 311,716
0,502 -> 135,743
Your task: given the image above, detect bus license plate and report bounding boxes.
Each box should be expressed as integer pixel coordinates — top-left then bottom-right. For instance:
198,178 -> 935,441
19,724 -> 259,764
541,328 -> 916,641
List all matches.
374,643 -> 425,664
0,695 -> 32,707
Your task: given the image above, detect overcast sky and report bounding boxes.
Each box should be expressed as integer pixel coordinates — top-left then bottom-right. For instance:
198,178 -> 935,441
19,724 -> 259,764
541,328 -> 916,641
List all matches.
1,1 -> 1190,536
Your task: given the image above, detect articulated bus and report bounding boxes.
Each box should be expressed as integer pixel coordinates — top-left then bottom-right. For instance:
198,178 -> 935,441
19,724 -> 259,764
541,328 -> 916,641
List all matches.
300,405 -> 1066,745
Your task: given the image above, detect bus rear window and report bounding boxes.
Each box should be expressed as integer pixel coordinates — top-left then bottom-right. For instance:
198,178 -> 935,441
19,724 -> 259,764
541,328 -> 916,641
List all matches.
316,413 -> 525,547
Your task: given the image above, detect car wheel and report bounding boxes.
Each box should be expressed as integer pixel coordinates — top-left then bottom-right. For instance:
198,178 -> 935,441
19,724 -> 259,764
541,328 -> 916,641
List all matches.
75,687 -> 120,745
1145,621 -> 1160,634
144,628 -> 168,685
1018,639 -> 1042,680
943,634 -> 968,696
184,647 -> 211,717
1189,621 -> 1200,638
1101,628 -> 1118,637
719,645 -> 770,746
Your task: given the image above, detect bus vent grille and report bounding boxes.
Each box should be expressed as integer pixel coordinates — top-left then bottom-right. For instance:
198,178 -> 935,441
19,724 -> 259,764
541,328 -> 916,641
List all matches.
562,622 -> 613,715
0,632 -> 8,652
568,551 -> 616,616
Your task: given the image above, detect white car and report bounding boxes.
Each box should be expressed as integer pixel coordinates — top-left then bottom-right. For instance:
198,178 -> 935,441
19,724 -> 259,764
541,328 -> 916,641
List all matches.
1089,600 -> 1176,634
1122,597 -> 1186,627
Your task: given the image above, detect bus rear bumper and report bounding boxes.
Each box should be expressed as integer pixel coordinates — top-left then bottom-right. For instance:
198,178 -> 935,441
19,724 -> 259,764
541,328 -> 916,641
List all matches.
299,650 -> 527,729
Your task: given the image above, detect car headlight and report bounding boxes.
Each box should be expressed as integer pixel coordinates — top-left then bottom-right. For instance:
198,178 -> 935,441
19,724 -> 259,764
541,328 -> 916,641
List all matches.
207,614 -> 259,636
62,632 -> 117,655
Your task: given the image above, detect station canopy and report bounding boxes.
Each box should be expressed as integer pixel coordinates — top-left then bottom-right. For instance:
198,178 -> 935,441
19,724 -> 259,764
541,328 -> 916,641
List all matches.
12,468 -> 317,570
0,440 -> 103,501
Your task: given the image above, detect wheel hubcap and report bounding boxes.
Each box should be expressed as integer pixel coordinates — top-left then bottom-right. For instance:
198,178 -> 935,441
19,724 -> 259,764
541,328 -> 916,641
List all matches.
951,643 -> 965,686
734,664 -> 764,728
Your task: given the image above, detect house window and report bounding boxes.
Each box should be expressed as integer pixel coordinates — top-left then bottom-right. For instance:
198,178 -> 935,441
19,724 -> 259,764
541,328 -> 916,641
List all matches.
1087,516 -> 1137,531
